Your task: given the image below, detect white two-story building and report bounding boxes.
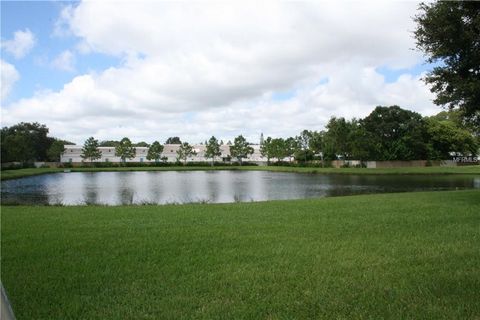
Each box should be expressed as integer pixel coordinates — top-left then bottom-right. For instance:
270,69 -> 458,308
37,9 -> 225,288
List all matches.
60,144 -> 274,164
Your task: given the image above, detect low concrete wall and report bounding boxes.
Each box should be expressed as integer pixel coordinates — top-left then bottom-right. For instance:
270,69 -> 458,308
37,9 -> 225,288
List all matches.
365,160 -> 471,168
331,160 -> 362,168
367,160 -> 427,168
1,162 -> 22,168
33,162 -> 60,168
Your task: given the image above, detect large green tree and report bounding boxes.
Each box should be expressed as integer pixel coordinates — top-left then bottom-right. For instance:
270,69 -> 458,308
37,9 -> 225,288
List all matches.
229,135 -> 253,165
146,141 -> 164,163
324,117 -> 355,160
430,109 -> 479,138
1,122 -> 53,162
81,137 -> 102,162
270,138 -> 286,162
307,131 -> 323,157
426,117 -> 478,159
360,106 -> 429,161
414,1 -> 480,125
1,133 -> 36,163
295,130 -> 314,162
176,142 -> 196,165
115,137 -> 136,163
204,136 -> 221,166
292,130 -> 318,162
349,122 -> 372,161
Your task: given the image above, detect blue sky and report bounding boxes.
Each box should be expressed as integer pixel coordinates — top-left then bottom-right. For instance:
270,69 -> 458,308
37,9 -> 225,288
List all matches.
1,1 -> 119,103
1,1 -> 438,144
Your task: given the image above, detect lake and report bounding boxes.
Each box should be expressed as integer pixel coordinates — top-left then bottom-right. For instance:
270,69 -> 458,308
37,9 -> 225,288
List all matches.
1,171 -> 479,205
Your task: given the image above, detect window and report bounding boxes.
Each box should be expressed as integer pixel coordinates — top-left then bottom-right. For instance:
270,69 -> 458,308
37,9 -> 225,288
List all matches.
69,158 -> 72,163
105,158 -> 109,162
140,158 -> 144,162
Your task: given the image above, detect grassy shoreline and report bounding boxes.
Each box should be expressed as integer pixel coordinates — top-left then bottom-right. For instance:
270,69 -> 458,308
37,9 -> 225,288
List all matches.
2,189 -> 479,319
1,164 -> 479,181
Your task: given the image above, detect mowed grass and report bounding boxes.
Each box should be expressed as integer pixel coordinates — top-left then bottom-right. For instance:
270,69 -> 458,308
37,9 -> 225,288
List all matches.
1,164 -> 479,181
2,191 -> 480,320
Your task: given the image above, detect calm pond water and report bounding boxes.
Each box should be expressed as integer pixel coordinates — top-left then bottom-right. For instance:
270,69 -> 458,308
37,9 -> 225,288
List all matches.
1,171 -> 479,205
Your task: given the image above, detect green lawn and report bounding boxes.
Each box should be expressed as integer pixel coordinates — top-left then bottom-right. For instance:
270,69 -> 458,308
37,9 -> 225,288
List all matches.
2,190 -> 479,319
1,164 -> 479,181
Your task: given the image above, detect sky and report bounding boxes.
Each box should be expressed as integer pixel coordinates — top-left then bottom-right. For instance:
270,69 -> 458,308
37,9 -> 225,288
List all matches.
1,1 -> 439,145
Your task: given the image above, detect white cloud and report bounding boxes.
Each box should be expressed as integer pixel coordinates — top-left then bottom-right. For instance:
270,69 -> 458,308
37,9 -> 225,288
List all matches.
51,50 -> 76,72
53,5 -> 74,37
1,29 -> 36,59
0,59 -> 20,100
2,1 -> 438,144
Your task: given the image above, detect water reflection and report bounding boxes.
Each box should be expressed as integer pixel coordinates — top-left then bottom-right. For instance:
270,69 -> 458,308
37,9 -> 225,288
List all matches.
1,171 -> 478,206
83,172 -> 98,204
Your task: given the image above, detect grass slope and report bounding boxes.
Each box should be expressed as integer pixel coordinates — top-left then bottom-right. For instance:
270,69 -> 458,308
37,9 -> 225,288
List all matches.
2,190 -> 479,319
1,164 -> 479,181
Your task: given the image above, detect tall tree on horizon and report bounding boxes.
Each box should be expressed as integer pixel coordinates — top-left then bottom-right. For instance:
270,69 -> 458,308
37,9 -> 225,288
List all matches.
205,136 -> 222,166
115,137 -> 136,163
176,142 -> 196,165
324,117 -> 355,160
270,138 -> 286,162
284,137 -> 297,162
81,137 -> 102,163
360,106 -> 429,161
146,141 -> 164,163
425,115 -> 478,159
295,130 -> 313,162
260,136 -> 273,165
230,135 -> 253,165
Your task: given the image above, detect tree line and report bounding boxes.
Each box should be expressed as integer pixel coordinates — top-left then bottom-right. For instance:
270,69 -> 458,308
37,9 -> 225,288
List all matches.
262,106 -> 478,163
262,106 -> 479,161
2,105 -> 477,166
72,106 -> 480,165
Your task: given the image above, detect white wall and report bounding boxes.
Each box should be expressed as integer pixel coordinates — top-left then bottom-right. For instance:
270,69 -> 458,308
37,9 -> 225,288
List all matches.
60,144 -> 278,163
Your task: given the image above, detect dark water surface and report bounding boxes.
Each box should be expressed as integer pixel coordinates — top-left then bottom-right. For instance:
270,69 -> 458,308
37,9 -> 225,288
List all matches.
1,171 -> 479,205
